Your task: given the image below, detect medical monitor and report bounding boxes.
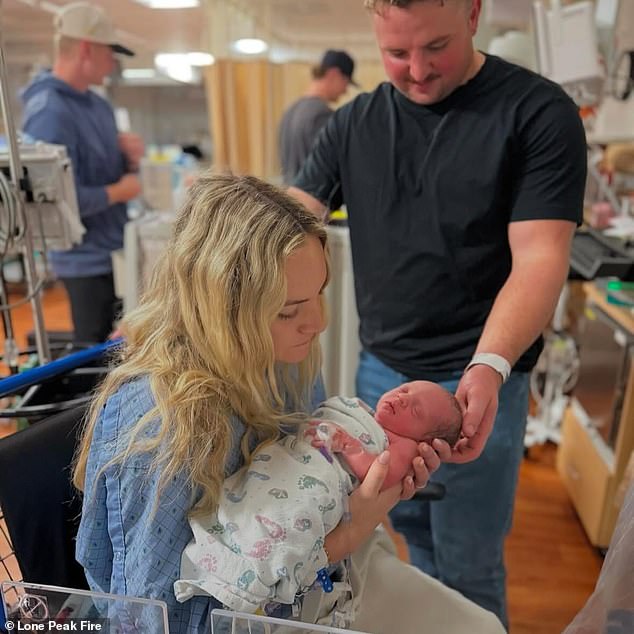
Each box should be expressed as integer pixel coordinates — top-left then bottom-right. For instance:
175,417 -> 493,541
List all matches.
0,141 -> 84,254
595,0 -> 620,29
533,0 -> 604,106
485,0 -> 533,30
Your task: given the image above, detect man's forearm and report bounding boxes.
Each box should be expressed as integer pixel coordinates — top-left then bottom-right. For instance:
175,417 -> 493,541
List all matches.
475,255 -> 570,366
474,219 -> 575,367
77,184 -> 111,218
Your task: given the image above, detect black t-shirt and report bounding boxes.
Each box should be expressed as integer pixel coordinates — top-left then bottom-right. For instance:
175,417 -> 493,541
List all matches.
295,55 -> 586,379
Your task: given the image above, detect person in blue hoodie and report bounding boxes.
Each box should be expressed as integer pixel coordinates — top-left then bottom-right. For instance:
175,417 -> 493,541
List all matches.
21,2 -> 143,344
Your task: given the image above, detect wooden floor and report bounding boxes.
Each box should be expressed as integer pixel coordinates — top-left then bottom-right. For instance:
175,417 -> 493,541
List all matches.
0,283 -> 603,633
506,445 -> 602,632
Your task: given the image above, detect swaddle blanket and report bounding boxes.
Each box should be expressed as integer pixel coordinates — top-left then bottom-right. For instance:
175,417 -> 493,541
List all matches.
174,397 -> 387,613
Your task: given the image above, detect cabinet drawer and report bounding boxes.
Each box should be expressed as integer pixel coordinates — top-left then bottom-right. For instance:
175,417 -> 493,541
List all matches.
557,409 -> 612,545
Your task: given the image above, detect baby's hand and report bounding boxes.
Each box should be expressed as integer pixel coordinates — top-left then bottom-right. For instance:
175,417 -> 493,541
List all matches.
336,432 -> 365,456
304,422 -> 327,449
304,420 -> 341,450
304,422 -> 364,454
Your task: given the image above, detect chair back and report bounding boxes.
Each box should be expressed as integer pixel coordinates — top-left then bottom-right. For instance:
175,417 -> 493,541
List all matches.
0,405 -> 88,589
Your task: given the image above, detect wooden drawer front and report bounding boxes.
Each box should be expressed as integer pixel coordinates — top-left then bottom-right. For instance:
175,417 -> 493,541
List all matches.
557,410 -> 612,544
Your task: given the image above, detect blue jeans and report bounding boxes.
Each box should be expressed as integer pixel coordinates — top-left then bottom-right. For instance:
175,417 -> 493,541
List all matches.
356,350 -> 529,630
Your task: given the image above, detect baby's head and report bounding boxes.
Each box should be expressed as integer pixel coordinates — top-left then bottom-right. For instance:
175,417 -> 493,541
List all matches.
375,381 -> 462,447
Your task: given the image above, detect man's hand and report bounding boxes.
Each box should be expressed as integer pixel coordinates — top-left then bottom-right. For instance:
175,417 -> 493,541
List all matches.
118,132 -> 144,171
106,173 -> 142,205
286,186 -> 328,221
439,364 -> 501,464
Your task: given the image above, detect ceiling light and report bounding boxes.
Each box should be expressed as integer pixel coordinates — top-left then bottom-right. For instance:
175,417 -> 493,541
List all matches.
187,52 -> 215,66
232,38 -> 269,55
122,68 -> 157,80
134,0 -> 199,8
154,53 -> 194,83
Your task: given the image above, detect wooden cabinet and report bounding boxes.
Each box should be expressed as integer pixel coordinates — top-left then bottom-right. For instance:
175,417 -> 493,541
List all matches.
556,283 -> 634,548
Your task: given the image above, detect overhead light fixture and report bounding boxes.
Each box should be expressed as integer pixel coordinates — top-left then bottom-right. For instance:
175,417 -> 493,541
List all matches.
187,51 -> 215,66
122,68 -> 158,80
232,38 -> 269,55
155,53 -> 194,83
134,0 -> 199,8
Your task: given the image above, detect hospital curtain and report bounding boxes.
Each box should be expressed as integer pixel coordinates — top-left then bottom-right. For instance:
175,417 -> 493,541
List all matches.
204,59 -> 386,181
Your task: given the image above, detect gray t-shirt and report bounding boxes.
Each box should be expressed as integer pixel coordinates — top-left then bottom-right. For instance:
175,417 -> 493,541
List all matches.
279,96 -> 332,185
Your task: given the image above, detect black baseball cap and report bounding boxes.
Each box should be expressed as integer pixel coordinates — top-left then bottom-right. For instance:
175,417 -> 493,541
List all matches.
320,49 -> 358,86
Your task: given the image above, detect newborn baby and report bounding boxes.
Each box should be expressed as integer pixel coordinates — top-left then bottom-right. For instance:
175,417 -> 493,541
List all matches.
175,381 -> 462,616
309,380 -> 462,490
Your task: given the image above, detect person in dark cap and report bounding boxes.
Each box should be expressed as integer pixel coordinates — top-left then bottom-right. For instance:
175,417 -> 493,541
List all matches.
21,2 -> 144,344
278,49 -> 357,185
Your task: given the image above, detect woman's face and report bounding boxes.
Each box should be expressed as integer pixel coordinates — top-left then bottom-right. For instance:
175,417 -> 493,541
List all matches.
271,235 -> 327,364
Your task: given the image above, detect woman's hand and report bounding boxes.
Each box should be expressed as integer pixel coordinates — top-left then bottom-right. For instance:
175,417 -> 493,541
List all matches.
324,441 -> 445,561
400,441 -> 444,501
324,450 -> 401,562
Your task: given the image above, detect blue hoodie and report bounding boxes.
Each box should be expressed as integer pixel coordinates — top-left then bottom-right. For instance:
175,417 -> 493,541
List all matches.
21,72 -> 129,277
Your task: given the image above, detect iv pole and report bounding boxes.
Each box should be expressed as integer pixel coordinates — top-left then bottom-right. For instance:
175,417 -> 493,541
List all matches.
0,26 -> 51,364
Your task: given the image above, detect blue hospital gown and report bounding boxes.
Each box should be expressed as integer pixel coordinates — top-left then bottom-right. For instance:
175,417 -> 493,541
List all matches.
76,375 -> 325,634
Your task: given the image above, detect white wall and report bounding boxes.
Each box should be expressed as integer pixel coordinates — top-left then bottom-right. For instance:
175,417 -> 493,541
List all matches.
109,83 -> 211,155
6,62 -> 211,159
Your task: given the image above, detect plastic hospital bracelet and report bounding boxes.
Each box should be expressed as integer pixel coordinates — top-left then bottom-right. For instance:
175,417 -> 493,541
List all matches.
465,352 -> 511,384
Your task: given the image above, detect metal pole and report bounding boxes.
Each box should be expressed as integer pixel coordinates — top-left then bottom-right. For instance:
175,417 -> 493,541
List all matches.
0,270 -> 19,374
0,39 -> 51,363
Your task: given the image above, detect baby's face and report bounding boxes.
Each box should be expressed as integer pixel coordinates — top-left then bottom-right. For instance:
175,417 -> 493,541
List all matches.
375,381 -> 455,440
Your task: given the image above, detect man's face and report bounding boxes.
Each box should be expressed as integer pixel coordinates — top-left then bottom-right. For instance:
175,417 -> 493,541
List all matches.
326,68 -> 351,102
373,0 -> 481,105
85,42 -> 115,85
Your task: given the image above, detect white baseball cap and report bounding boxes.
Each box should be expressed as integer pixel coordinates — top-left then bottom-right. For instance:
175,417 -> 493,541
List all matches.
54,2 -> 134,56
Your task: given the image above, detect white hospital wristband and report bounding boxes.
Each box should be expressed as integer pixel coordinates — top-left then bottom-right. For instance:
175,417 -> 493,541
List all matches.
465,353 -> 511,384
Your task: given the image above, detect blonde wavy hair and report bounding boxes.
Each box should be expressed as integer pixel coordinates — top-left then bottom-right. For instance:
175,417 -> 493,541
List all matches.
73,172 -> 328,516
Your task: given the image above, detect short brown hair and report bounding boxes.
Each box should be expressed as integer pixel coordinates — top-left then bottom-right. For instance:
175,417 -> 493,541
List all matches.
420,392 -> 463,448
311,65 -> 328,80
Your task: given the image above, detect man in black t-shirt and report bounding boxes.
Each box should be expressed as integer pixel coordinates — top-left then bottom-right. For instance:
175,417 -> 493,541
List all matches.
288,0 -> 586,628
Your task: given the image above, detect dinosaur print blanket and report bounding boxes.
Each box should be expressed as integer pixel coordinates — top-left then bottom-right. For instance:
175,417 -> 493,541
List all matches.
174,397 -> 387,614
